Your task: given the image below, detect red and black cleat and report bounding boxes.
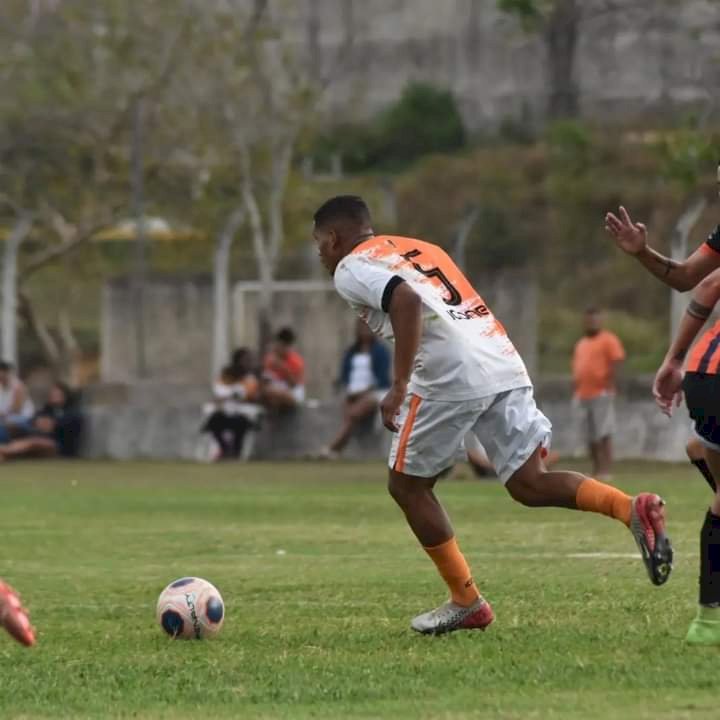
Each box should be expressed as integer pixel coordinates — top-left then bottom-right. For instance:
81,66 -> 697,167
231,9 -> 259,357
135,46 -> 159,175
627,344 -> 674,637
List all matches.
630,493 -> 673,586
0,581 -> 36,647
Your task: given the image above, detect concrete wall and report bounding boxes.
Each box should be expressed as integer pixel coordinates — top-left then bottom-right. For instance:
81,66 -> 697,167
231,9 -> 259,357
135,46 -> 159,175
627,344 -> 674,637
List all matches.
81,382 -> 389,461
101,271 -> 538,398
101,277 -> 215,384
275,0 -> 720,130
81,376 -> 691,462
535,375 -> 691,462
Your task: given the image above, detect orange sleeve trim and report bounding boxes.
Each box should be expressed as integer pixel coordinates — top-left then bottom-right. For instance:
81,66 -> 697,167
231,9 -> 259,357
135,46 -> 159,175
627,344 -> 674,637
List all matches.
395,394 -> 422,473
700,242 -> 720,257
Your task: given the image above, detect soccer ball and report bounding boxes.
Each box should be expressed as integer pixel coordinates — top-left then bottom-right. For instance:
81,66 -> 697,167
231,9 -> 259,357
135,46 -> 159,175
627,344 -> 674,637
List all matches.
156,577 -> 225,639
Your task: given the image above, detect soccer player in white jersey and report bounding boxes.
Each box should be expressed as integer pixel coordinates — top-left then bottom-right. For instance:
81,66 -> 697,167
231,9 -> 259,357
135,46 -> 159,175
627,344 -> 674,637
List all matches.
313,195 -> 673,635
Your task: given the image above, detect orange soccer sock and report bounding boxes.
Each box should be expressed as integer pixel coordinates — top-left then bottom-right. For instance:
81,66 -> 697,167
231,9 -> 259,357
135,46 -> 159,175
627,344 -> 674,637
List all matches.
424,537 -> 480,607
575,478 -> 632,527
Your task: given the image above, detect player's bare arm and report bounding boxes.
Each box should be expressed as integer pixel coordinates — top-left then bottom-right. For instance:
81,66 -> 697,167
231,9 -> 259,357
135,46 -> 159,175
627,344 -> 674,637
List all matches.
605,205 -> 719,291
654,270 -> 720,416
381,282 -> 422,432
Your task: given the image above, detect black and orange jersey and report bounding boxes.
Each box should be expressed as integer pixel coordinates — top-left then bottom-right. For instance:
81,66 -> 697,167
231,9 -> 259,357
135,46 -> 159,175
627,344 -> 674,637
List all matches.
685,225 -> 720,374
687,318 -> 720,374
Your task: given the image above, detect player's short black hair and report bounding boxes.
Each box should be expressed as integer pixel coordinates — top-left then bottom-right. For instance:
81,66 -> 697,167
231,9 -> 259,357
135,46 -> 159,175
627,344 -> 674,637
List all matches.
276,327 -> 296,345
313,195 -> 371,229
0,360 -> 13,372
585,306 -> 600,314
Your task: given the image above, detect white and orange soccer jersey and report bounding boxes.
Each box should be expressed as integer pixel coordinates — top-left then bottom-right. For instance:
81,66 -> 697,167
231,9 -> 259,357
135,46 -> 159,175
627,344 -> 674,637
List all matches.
333,235 -> 531,401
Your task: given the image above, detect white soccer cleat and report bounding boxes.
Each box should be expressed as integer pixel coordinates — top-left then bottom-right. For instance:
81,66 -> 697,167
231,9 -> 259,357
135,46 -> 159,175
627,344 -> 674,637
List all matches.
411,597 -> 494,635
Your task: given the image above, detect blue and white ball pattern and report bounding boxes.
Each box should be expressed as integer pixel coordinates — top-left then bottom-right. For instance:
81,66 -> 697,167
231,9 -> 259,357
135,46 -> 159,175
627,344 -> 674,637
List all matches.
156,577 -> 225,639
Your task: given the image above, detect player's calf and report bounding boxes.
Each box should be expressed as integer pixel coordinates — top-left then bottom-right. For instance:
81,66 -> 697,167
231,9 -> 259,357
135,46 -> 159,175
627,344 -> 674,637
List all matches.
686,438 -> 717,493
507,450 -> 673,586
687,508 -> 720,645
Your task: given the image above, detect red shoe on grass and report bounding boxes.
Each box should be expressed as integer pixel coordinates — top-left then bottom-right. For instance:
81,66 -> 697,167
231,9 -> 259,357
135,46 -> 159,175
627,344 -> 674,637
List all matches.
0,580 -> 35,647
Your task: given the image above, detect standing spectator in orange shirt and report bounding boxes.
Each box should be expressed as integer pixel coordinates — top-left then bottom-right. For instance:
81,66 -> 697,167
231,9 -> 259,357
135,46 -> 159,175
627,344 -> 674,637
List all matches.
262,328 -> 306,410
572,307 -> 626,479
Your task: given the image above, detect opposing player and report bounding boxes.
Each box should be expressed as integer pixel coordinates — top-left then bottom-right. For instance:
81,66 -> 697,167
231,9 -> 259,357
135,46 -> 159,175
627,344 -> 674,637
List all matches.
0,580 -> 35,646
605,195 -> 720,492
313,195 -> 673,635
606,165 -> 720,645
654,272 -> 720,645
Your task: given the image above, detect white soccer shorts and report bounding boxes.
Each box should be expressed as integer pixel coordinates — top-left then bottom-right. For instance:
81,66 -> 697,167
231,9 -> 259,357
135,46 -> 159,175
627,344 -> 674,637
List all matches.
388,387 -> 552,483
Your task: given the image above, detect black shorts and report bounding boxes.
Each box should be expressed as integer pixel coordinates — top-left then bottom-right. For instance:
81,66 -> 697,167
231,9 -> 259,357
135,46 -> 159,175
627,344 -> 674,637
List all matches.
683,372 -> 720,449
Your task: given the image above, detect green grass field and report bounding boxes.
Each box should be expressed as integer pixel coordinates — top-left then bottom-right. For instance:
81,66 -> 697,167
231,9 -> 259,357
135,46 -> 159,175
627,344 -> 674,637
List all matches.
0,460 -> 717,719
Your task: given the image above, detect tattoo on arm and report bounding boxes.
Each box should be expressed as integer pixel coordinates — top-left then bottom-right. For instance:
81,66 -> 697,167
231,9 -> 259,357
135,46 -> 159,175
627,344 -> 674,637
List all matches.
672,348 -> 688,362
687,300 -> 712,320
646,248 -> 680,276
652,255 -> 679,276
662,258 -> 679,277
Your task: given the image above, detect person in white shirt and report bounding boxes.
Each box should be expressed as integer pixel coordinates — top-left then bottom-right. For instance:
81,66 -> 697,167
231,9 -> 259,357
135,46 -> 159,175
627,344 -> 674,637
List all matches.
202,349 -> 261,460
321,319 -> 391,458
312,195 -> 672,636
0,361 -> 34,441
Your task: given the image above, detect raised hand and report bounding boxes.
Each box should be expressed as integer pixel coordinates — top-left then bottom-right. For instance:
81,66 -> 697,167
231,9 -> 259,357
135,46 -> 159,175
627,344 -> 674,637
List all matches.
605,206 -> 648,256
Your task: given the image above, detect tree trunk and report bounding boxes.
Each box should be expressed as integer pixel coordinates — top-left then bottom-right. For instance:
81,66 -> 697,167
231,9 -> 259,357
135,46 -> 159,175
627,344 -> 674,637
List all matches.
239,136 -> 290,356
670,197 -> 707,338
131,98 -> 148,379
545,0 -> 580,119
1,217 -> 32,368
57,307 -> 80,384
17,290 -> 60,369
212,207 -> 245,380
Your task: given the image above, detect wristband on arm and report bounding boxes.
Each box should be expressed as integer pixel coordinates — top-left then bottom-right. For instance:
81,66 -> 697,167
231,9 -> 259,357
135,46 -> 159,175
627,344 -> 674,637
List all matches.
687,300 -> 712,320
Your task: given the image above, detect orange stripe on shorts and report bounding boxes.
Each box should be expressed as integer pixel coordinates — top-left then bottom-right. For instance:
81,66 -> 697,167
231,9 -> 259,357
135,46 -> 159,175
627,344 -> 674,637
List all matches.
395,394 -> 422,473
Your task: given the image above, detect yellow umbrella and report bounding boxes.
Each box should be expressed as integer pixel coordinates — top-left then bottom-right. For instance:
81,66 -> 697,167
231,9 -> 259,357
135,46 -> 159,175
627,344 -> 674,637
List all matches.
92,217 -> 204,242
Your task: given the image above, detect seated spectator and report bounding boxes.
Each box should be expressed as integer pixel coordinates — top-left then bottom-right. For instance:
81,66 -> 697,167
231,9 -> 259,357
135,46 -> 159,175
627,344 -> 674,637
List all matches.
202,348 -> 262,460
0,381 -> 83,460
261,328 -> 306,410
0,361 -> 34,441
320,319 -> 390,458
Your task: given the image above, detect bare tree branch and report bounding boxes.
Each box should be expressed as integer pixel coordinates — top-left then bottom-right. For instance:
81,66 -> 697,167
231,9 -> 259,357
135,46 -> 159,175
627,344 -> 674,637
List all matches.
268,131 -> 296,269
19,210 -> 108,282
238,137 -> 270,282
212,205 -> 246,376
17,289 -> 60,364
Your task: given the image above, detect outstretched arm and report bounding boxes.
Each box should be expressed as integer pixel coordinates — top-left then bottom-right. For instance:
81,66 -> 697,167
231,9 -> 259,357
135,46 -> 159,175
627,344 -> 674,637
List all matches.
381,282 -> 422,432
654,268 -> 720,415
605,206 -> 719,292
